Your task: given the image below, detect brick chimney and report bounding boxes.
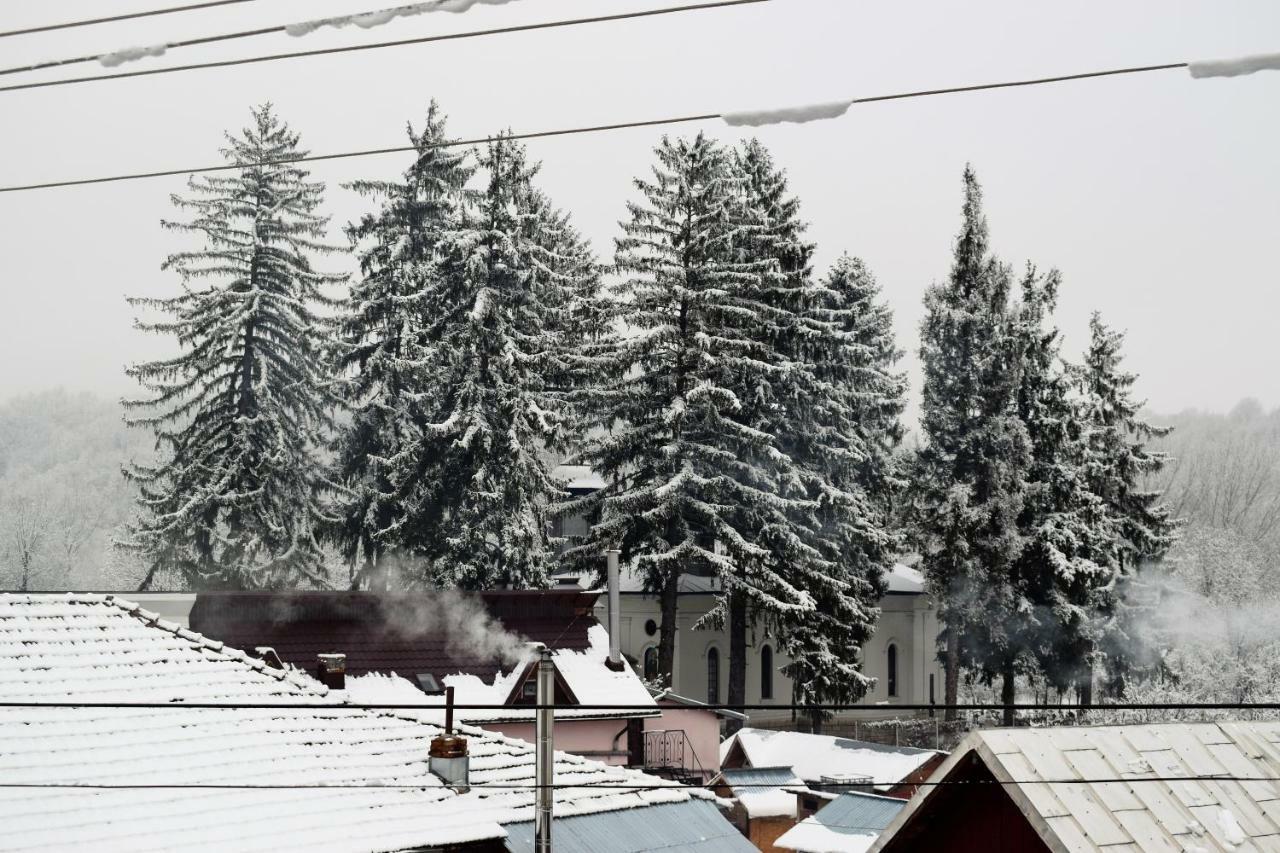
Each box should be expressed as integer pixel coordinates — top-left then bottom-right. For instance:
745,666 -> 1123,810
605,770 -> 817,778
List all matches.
316,653 -> 346,690
429,687 -> 469,792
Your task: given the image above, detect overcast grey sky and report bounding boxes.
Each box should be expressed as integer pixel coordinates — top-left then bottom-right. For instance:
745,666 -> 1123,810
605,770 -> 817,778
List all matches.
1,0 -> 1277,417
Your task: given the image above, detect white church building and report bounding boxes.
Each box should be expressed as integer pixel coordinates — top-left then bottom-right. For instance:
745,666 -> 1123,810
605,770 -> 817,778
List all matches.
553,467 -> 946,725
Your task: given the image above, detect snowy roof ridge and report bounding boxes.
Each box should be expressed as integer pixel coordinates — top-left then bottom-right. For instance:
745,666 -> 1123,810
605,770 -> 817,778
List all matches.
98,592 -> 328,694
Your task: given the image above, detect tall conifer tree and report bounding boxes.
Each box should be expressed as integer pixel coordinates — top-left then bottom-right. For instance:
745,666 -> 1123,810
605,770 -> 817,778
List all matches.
124,105 -> 343,590
783,255 -> 907,731
574,134 -> 815,687
913,166 -> 1030,720
1075,313 -> 1176,696
392,135 -> 597,589
1001,268 -> 1119,715
326,102 -> 473,588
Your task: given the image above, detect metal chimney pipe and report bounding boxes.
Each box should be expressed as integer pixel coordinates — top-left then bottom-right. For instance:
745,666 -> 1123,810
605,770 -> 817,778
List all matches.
535,645 -> 555,853
605,549 -> 624,671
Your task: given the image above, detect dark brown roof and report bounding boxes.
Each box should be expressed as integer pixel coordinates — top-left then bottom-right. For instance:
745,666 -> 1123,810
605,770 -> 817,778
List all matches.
188,590 -> 599,683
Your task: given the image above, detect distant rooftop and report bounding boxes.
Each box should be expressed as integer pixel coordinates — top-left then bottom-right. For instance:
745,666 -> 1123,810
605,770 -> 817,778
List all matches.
776,791 -> 906,853
721,728 -> 944,792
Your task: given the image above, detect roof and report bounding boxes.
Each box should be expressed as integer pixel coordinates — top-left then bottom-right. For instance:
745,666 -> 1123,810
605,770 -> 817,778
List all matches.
776,792 -> 905,853
344,625 -> 658,724
618,564 -> 924,597
0,593 -> 717,853
652,688 -> 750,721
504,799 -> 757,852
714,766 -> 806,818
188,590 -> 597,683
722,728 -> 944,792
868,722 -> 1280,853
552,464 -> 607,491
883,564 -> 925,595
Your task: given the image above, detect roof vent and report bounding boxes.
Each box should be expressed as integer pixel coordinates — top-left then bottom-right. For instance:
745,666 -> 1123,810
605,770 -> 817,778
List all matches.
316,653 -> 346,690
429,686 -> 469,792
416,673 -> 444,694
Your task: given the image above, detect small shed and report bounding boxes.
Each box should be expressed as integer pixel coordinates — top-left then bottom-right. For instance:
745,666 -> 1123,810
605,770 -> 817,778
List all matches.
774,791 -> 906,853
710,766 -> 807,851
869,722 -> 1280,852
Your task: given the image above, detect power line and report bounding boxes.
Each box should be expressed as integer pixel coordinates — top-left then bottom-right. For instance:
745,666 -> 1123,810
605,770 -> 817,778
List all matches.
0,700 -> 1275,710
0,60 -> 1197,195
0,0 -> 772,78
2,775 -> 1278,790
0,0 -> 259,40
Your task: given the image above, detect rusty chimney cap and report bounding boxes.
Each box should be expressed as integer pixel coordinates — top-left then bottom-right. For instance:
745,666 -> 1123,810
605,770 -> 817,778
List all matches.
430,734 -> 469,759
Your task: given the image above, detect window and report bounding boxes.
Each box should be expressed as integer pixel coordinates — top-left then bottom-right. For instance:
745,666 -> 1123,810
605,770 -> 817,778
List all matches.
643,646 -> 659,682
706,647 -> 720,704
760,644 -> 774,700
887,643 -> 898,697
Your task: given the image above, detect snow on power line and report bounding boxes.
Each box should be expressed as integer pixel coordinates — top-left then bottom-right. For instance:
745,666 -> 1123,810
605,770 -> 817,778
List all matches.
720,99 -> 853,127
94,0 -> 525,67
284,0 -> 524,37
1188,50 -> 1280,79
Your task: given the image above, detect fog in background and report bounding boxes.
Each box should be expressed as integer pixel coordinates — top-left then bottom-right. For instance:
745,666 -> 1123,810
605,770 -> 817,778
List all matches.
0,0 -> 1277,417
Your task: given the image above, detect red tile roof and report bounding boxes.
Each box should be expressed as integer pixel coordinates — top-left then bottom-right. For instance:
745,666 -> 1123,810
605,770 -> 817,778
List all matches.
188,590 -> 599,683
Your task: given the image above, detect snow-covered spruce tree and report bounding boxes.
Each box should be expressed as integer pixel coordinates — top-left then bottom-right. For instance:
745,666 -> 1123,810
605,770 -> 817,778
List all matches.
326,102 -> 474,589
1004,267 -> 1118,713
782,254 -> 907,732
124,104 -> 344,590
390,134 -> 597,589
571,134 -> 815,688
911,166 -> 1030,721
1075,312 -> 1176,696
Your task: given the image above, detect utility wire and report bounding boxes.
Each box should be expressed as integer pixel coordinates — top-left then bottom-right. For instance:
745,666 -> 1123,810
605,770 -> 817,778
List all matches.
0,0 -> 772,78
0,60 -> 1195,195
0,0 -> 259,40
2,775 -> 1279,790
0,700 -> 1275,710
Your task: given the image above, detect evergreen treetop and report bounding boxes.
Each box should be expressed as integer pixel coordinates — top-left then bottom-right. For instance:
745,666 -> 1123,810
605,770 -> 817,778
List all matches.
124,104 -> 343,590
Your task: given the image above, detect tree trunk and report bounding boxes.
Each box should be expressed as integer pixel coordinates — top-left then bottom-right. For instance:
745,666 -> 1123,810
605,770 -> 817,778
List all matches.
1077,643 -> 1094,707
944,625 -> 960,722
656,570 -> 680,688
726,586 -> 747,735
809,710 -> 823,735
1001,656 -> 1016,727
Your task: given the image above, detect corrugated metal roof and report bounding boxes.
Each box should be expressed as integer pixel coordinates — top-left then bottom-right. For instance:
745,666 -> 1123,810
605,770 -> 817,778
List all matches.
503,800 -> 757,853
720,765 -> 805,794
775,792 -> 905,853
809,792 -> 906,832
868,721 -> 1280,852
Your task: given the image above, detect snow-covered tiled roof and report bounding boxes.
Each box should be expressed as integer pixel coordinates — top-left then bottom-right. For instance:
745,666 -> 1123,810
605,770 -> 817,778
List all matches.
722,728 -> 943,792
344,624 -> 657,723
868,722 -> 1280,853
0,594 -> 712,853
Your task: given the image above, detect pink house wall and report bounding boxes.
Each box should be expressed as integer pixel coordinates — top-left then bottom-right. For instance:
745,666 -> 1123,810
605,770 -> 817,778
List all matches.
645,702 -> 724,779
473,705 -> 724,777
480,717 -> 632,766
